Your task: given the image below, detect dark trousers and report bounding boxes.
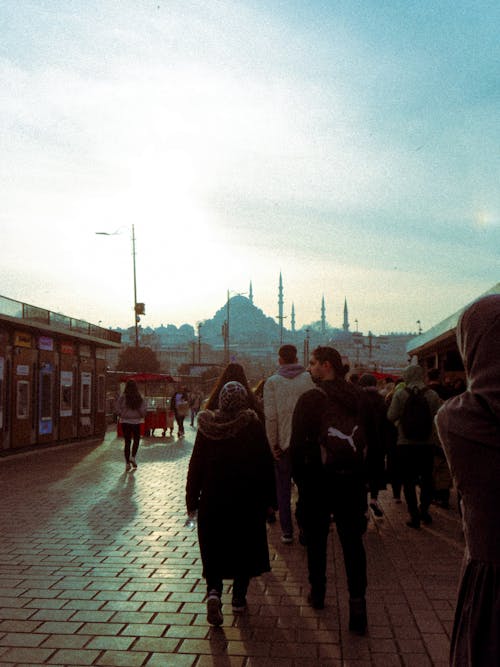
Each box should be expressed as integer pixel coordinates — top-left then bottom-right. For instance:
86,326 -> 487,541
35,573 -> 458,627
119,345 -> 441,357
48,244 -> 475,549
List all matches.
190,408 -> 199,426
206,575 -> 250,599
122,423 -> 141,462
397,446 -> 434,519
300,471 -> 368,599
274,449 -> 293,537
175,413 -> 185,434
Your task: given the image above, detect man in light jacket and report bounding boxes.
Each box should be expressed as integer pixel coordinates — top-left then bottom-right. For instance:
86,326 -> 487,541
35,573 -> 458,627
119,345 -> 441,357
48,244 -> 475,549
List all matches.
263,344 -> 315,543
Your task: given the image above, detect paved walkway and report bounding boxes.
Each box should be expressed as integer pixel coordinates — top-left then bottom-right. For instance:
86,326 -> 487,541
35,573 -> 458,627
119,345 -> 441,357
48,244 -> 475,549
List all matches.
0,427 -> 463,666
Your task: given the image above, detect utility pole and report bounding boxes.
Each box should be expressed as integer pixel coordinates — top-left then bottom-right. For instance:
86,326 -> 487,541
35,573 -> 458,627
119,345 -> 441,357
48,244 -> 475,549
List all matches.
197,322 -> 202,363
132,224 -> 139,347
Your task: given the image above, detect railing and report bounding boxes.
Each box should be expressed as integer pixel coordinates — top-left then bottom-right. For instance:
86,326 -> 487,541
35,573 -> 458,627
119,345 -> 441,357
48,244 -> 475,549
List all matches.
0,294 -> 121,344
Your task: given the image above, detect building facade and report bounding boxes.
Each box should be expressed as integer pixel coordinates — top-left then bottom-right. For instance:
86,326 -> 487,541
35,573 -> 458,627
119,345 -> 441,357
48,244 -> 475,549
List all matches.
0,295 -> 121,453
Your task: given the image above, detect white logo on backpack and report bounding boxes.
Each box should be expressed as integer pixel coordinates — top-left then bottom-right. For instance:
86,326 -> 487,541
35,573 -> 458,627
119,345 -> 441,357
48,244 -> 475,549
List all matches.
326,425 -> 358,452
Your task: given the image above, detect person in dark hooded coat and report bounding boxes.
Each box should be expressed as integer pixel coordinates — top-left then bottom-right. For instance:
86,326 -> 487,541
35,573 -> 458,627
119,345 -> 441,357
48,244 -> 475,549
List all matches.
186,380 -> 276,626
436,294 -> 500,667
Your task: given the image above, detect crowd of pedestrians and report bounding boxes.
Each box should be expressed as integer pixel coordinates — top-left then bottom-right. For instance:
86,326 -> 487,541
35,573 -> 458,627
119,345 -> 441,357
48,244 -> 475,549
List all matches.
115,295 -> 499,665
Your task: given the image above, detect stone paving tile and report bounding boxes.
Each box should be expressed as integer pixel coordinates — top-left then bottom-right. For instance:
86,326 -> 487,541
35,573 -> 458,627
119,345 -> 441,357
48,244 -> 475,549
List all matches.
0,632 -> 49,647
0,646 -> 55,663
45,648 -> 101,664
144,653 -> 197,666
95,648 -> 150,665
0,430 -> 464,666
40,633 -> 90,649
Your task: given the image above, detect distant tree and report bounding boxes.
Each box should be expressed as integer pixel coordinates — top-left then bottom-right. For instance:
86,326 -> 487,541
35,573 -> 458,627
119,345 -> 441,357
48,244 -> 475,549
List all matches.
116,346 -> 160,373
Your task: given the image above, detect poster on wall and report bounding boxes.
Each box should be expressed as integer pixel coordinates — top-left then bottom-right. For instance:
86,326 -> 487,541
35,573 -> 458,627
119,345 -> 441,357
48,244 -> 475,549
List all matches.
60,371 -> 73,417
39,365 -> 53,435
17,381 -> 30,419
80,372 -> 92,415
0,357 -> 4,428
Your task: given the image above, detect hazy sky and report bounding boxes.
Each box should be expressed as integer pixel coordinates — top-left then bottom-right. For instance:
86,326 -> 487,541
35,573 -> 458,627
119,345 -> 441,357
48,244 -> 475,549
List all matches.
1,0 -> 499,335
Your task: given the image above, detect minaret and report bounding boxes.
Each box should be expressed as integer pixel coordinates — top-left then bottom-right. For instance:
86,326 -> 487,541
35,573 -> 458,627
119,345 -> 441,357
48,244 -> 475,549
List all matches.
343,297 -> 350,332
321,295 -> 326,334
278,272 -> 284,344
249,280 -> 254,304
291,303 -> 296,332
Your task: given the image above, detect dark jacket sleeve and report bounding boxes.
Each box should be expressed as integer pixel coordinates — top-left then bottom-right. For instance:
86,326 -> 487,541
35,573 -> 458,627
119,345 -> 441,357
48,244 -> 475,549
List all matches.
289,388 -> 325,484
186,432 -> 205,513
254,420 -> 277,509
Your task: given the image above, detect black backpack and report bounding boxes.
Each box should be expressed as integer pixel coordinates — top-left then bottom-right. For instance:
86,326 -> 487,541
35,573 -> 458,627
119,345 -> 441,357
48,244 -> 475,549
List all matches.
319,391 -> 366,472
400,387 -> 433,440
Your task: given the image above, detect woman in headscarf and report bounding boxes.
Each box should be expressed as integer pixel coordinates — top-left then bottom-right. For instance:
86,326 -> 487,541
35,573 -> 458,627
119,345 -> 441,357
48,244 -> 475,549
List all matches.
204,362 -> 265,423
436,294 -> 500,666
186,381 -> 276,626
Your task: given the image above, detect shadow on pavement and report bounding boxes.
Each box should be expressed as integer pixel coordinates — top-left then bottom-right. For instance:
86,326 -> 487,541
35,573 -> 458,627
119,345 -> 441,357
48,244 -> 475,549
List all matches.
87,470 -> 138,536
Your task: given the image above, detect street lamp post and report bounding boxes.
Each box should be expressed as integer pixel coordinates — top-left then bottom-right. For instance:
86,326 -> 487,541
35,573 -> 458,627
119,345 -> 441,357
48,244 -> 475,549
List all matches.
197,322 -> 202,363
96,224 -> 140,347
303,328 -> 310,367
131,225 -> 139,347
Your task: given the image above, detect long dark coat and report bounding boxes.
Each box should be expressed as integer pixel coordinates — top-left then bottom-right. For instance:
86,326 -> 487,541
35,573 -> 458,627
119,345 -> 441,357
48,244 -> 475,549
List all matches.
436,295 -> 500,667
186,408 -> 276,580
362,387 -> 390,492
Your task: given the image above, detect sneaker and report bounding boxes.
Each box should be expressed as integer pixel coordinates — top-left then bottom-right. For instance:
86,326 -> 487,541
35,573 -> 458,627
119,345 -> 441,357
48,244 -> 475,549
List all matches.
129,457 -> 137,469
231,597 -> 247,613
125,462 -> 132,472
406,518 -> 421,529
349,597 -> 367,635
206,591 -> 223,626
281,534 -> 293,544
369,500 -> 384,517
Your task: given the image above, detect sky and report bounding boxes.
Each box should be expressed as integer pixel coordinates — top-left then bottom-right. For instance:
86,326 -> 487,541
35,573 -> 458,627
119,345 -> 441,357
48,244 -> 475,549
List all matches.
1,0 -> 499,336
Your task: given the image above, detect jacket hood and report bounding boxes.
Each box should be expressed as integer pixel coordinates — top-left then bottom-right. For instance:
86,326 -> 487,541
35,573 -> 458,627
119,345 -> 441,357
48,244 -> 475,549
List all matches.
436,295 -> 500,454
197,408 -> 258,440
457,294 -> 500,417
277,364 -> 308,379
402,364 -> 426,388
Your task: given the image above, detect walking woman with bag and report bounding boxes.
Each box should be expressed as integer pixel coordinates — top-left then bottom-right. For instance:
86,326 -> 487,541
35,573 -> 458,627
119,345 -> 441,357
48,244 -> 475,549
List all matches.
115,380 -> 147,472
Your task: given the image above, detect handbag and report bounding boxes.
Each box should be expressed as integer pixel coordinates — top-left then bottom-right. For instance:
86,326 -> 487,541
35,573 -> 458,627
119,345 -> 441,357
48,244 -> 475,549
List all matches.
176,400 -> 190,417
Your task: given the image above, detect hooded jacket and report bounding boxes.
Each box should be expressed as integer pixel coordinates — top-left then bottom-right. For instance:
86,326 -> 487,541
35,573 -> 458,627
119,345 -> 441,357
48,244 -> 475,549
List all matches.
263,364 -> 315,455
436,295 -> 500,562
387,365 -> 441,445
435,294 -> 500,667
185,406 -> 276,579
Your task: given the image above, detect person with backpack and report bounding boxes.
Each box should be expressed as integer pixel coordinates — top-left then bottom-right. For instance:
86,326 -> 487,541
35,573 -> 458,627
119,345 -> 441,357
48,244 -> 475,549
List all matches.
290,346 -> 370,635
387,364 -> 441,529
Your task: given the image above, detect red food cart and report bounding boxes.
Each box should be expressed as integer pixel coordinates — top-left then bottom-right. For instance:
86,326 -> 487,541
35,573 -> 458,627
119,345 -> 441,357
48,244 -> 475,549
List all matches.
117,372 -> 175,437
